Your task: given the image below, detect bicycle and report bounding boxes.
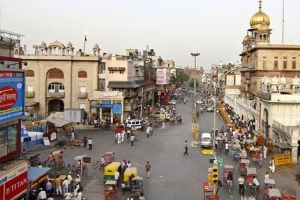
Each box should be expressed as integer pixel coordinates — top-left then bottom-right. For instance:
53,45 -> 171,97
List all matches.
91,159 -> 102,169
63,163 -> 77,172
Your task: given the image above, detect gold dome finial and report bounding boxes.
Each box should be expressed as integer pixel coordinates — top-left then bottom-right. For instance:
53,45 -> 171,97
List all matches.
249,0 -> 270,29
259,0 -> 262,10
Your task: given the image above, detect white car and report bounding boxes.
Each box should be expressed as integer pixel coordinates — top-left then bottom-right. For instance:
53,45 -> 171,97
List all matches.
168,100 -> 176,105
196,99 -> 202,104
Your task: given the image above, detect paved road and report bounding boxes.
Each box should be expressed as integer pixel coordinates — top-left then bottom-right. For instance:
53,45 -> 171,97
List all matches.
32,97 -> 300,200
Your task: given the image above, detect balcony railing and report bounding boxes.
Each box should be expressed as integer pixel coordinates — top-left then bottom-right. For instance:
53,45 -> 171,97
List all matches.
78,92 -> 88,99
46,91 -> 65,98
25,91 -> 35,98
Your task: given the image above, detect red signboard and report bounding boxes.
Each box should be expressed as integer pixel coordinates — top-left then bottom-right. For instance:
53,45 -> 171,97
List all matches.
203,182 -> 213,192
4,171 -> 27,200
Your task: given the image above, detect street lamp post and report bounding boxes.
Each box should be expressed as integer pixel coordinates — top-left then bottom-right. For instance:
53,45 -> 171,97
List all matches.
202,67 -> 240,151
191,53 -> 200,142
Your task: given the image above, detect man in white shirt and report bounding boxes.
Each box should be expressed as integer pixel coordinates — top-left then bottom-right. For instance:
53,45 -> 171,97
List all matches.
37,188 -> 47,200
87,138 -> 92,150
62,177 -> 70,197
115,171 -> 120,182
146,126 -> 150,138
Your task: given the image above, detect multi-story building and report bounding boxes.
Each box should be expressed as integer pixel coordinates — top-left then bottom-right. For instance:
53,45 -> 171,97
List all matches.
14,40 -> 101,120
89,50 -> 155,122
224,0 -> 300,163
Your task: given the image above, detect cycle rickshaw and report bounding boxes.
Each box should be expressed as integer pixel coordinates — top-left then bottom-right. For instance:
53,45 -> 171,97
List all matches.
282,186 -> 296,200
104,180 -> 118,199
223,165 -> 234,193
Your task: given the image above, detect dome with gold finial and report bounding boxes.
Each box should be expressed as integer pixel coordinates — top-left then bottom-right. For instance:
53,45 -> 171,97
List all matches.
250,0 -> 270,29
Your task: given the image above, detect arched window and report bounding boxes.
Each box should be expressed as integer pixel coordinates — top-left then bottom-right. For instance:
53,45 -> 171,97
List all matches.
47,68 -> 64,79
78,70 -> 87,78
26,69 -> 35,77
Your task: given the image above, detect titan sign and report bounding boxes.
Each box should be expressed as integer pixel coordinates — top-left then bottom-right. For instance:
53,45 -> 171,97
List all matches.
0,162 -> 28,200
0,70 -> 25,123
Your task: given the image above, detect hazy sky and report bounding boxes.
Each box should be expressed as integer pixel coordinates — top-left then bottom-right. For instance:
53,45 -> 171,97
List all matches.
1,0 -> 300,71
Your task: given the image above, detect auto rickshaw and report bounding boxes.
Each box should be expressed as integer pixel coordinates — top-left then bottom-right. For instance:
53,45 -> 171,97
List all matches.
123,167 -> 138,189
131,176 -> 144,197
104,162 -> 121,183
282,187 -> 296,200
104,180 -> 118,199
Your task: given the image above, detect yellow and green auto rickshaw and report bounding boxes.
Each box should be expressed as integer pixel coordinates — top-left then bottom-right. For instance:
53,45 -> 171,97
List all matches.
123,167 -> 138,189
103,162 -> 121,182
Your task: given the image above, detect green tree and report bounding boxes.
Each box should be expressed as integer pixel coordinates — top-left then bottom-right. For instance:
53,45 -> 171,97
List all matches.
189,78 -> 199,88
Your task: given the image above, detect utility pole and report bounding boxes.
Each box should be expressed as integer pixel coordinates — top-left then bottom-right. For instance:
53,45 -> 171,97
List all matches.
191,53 -> 200,142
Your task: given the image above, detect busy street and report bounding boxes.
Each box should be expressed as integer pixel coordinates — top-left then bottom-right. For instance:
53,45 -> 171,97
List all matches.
22,87 -> 300,200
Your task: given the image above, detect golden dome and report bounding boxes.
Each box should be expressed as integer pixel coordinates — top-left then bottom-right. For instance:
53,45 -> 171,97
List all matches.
257,22 -> 270,32
249,1 -> 270,29
243,35 -> 250,43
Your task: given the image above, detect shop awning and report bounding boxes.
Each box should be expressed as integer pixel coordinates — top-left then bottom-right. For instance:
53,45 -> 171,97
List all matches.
28,167 -> 51,182
25,102 -> 39,107
44,117 -> 73,128
108,81 -> 140,89
108,80 -> 152,89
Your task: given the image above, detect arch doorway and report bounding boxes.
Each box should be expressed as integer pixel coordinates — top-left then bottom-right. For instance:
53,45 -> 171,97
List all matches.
48,99 -> 64,113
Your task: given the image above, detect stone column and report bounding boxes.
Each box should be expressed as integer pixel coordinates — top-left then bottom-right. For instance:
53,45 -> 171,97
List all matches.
291,129 -> 299,164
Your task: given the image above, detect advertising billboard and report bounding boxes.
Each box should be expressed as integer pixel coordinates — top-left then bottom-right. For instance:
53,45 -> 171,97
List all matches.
0,161 -> 28,200
156,68 -> 170,85
0,70 -> 25,123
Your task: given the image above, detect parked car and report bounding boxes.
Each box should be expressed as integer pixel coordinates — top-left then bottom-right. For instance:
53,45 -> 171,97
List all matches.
200,133 -> 212,148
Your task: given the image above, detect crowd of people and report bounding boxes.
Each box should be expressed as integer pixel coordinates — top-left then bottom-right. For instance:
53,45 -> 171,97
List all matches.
36,172 -> 83,200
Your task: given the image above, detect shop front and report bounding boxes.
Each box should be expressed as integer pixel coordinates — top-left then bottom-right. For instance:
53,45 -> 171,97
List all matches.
26,167 -> 51,199
0,160 -> 28,200
89,91 -> 124,123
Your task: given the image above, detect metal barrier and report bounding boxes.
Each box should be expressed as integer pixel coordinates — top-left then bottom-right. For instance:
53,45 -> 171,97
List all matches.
273,153 -> 292,167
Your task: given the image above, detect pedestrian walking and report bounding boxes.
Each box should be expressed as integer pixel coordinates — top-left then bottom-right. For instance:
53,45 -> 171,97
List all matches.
238,175 -> 245,195
87,138 -> 92,150
161,121 -> 165,130
145,161 -> 151,179
183,140 -> 188,155
117,132 -> 121,144
269,157 -> 275,173
146,126 -> 150,138
150,125 -> 153,136
131,135 -> 135,146
114,132 -> 118,143
121,131 -> 125,143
